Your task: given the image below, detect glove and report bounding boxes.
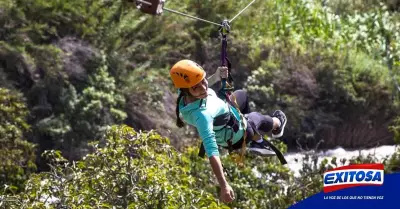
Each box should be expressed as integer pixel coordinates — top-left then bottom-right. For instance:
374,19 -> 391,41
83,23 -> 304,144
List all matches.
207,66 -> 228,86
218,66 -> 228,79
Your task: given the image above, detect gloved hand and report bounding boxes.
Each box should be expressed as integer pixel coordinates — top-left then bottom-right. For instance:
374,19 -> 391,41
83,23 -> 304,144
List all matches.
207,66 -> 229,86
218,66 -> 228,79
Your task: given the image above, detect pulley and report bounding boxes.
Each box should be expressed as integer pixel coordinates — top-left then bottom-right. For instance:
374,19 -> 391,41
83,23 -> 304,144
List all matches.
135,0 -> 165,15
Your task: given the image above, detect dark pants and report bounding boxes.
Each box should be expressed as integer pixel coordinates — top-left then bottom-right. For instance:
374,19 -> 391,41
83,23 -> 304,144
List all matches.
229,90 -> 274,149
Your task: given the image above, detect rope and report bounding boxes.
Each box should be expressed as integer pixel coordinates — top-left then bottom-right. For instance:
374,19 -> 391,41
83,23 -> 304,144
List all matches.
229,0 -> 257,23
229,93 -> 248,168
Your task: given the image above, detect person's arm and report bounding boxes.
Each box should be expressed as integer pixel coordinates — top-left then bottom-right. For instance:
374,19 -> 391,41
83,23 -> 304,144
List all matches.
209,155 -> 234,203
209,155 -> 228,187
194,113 -> 235,203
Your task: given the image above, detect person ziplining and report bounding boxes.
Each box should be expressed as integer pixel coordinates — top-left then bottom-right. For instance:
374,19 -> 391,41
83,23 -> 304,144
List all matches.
130,0 -> 288,203
170,60 -> 287,203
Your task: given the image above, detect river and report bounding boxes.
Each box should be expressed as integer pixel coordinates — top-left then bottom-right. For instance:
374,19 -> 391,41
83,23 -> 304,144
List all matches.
284,145 -> 398,176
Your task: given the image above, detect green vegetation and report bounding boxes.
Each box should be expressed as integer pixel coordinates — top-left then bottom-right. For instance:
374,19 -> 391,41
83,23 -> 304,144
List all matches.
0,0 -> 400,207
0,88 -> 36,193
1,125 -> 399,208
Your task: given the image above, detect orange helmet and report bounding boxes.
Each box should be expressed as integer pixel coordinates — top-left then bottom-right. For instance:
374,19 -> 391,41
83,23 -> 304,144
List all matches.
169,60 -> 206,88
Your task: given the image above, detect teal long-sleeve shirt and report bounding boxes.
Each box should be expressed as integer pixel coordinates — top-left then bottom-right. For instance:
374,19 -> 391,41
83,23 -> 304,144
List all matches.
178,88 -> 246,157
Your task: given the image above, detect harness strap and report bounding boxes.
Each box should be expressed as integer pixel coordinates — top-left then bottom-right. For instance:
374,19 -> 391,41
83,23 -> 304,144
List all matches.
263,140 -> 288,165
245,115 -> 288,165
227,139 -> 233,153
224,102 -> 236,154
217,20 -> 248,167
219,20 -> 234,101
228,93 -> 247,168
198,142 -> 205,158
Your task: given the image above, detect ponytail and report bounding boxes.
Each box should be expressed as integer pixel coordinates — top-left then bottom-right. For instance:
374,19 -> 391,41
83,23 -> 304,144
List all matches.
176,90 -> 185,128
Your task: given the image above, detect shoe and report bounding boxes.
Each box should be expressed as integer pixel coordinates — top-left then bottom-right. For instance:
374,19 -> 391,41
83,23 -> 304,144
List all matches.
248,140 -> 276,156
271,110 -> 287,138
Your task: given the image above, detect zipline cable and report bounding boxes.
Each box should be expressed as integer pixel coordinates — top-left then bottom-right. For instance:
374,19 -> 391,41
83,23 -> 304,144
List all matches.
163,7 -> 223,27
229,0 -> 256,23
135,0 -> 256,27
136,0 -> 152,6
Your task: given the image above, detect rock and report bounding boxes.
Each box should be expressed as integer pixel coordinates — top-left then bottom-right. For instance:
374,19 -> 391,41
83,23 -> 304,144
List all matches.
54,37 -> 100,89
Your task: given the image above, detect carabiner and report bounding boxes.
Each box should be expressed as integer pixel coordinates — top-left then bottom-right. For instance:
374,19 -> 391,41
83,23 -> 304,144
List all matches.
219,19 -> 230,36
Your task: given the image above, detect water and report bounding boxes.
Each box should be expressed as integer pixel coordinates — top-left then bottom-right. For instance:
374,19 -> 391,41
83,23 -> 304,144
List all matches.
284,145 -> 398,177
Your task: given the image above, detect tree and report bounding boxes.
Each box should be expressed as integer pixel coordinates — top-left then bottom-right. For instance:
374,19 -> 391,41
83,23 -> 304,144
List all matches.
2,125 -> 228,208
36,53 -> 127,161
0,88 -> 36,193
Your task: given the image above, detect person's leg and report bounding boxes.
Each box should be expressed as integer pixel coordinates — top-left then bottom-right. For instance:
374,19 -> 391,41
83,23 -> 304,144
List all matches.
245,112 -> 275,155
271,110 -> 287,138
245,111 -> 287,156
230,90 -> 250,114
230,90 -> 286,136
246,112 -> 274,136
228,90 -> 252,150
246,111 -> 287,137
231,121 -> 254,150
